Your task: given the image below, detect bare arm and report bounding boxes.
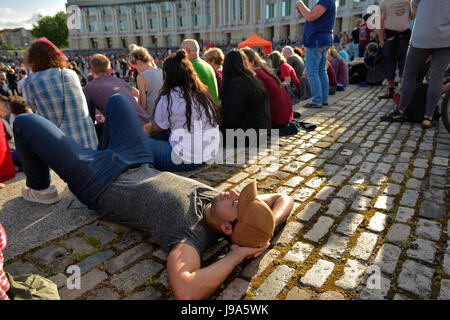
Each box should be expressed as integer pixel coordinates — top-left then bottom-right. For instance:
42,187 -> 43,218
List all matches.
167,242 -> 269,300
296,1 -> 327,22
258,193 -> 294,227
143,120 -> 164,138
136,75 -> 148,110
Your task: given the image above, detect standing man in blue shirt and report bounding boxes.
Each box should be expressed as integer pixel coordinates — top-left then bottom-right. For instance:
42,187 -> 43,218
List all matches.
296,0 -> 336,108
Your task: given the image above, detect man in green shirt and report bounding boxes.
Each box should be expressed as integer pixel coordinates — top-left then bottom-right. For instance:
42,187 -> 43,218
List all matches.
181,39 -> 220,104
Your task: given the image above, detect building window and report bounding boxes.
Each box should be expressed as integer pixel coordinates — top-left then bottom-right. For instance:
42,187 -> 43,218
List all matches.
266,3 -> 277,19
282,0 -> 292,16
106,37 -> 112,48
122,38 -> 127,48
88,21 -> 99,33
135,19 -> 143,30
118,5 -> 127,15
91,38 -> 98,48
147,4 -> 157,13
178,16 -> 186,27
163,17 -> 172,29
87,7 -> 96,16
191,1 -> 197,9
101,7 -> 113,15
192,15 -> 198,26
136,36 -> 142,46
103,20 -> 113,32
338,0 -> 346,6
119,20 -> 128,31
133,5 -> 142,14
161,3 -> 171,12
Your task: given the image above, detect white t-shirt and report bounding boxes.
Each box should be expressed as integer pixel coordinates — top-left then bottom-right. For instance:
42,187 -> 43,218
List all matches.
154,88 -> 220,164
17,77 -> 27,100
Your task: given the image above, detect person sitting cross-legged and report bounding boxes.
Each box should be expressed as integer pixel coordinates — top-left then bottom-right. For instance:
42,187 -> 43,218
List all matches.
12,93 -> 293,299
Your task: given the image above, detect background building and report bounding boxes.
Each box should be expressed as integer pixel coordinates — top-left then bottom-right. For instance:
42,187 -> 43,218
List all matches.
67,0 -> 380,52
0,28 -> 34,48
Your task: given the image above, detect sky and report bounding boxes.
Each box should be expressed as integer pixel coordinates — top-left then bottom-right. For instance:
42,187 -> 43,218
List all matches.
0,0 -> 67,30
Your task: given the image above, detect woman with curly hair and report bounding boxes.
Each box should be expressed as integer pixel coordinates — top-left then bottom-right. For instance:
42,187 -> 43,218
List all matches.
143,49 -> 220,171
22,38 -> 97,149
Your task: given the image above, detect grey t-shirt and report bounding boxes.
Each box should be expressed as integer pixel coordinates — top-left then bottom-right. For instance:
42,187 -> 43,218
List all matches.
140,68 -> 164,120
97,165 -> 220,256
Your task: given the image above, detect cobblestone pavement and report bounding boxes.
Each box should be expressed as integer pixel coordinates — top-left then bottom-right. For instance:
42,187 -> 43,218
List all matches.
3,85 -> 449,300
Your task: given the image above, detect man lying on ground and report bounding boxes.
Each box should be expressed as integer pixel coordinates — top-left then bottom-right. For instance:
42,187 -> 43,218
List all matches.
13,93 -> 293,300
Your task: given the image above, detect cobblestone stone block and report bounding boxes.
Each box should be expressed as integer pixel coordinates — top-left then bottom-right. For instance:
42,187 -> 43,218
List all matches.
349,172 -> 367,185
299,166 -> 316,177
336,185 -> 358,199
374,195 -> 395,211
390,173 -> 404,184
395,207 -> 415,223
372,244 -> 401,275
226,172 -> 250,184
106,243 -> 153,274
283,176 -> 305,188
424,189 -> 445,205
335,259 -> 366,290
350,232 -> 378,261
291,187 -> 315,202
398,260 -> 434,297
367,212 -> 388,233
283,241 -> 314,263
113,231 -> 146,250
432,157 -> 448,167
443,255 -> 450,276
30,244 -> 76,274
218,278 -> 250,300
411,168 -> 426,179
85,287 -> 121,300
275,222 -> 304,247
59,269 -> 108,300
400,190 -> 420,207
439,280 -> 450,300
242,249 -> 281,279
285,287 -> 312,300
127,286 -> 162,300
253,265 -> 295,300
328,175 -> 347,187
416,219 -> 442,241
325,198 -> 347,217
407,238 -> 437,264
413,158 -> 429,168
110,259 -> 164,293
429,175 -> 447,189
383,183 -> 401,196
385,223 -> 411,246
63,237 -> 95,257
314,186 -> 335,201
296,202 -> 321,222
300,259 -> 335,288
320,234 -> 350,260
4,261 -> 44,276
336,213 -> 364,236
358,275 -> 391,300
351,196 -> 372,212
419,201 -> 447,219
318,291 -> 345,300
304,216 -> 335,243
76,250 -> 115,275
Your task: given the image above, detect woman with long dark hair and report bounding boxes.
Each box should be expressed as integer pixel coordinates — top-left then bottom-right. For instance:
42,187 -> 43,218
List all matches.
143,49 -> 220,171
221,49 -> 271,132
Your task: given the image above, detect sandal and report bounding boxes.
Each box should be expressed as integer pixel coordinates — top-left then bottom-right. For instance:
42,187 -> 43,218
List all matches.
303,103 -> 322,109
22,184 -> 60,204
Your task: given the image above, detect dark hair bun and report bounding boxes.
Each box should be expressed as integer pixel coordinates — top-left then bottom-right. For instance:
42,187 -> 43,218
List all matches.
175,49 -> 187,61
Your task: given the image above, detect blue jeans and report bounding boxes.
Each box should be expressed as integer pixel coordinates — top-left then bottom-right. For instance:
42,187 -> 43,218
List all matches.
305,46 -> 330,105
13,94 -> 155,208
148,131 -> 206,172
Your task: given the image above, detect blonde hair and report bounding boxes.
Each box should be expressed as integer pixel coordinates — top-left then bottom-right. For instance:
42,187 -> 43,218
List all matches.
328,48 -> 346,64
204,47 -> 224,66
129,44 -> 155,67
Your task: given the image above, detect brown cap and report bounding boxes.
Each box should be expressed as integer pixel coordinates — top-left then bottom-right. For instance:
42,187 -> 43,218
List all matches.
231,180 -> 275,248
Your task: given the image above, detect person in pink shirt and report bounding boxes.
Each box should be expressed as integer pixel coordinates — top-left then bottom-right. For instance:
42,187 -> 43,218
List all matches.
0,223 -> 10,300
268,51 -> 301,95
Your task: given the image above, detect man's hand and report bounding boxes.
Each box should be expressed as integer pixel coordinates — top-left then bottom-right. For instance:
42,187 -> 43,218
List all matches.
230,242 -> 270,260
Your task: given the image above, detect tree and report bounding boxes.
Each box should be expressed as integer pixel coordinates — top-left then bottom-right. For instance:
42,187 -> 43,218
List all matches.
31,11 -> 68,48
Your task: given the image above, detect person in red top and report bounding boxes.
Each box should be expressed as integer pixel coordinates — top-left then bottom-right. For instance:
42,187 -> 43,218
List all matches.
242,47 -> 293,127
0,223 -> 10,300
327,60 -> 338,97
268,51 -> 301,95
358,14 -> 375,57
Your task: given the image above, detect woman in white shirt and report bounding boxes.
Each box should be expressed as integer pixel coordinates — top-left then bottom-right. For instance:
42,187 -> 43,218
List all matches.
143,49 -> 221,172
